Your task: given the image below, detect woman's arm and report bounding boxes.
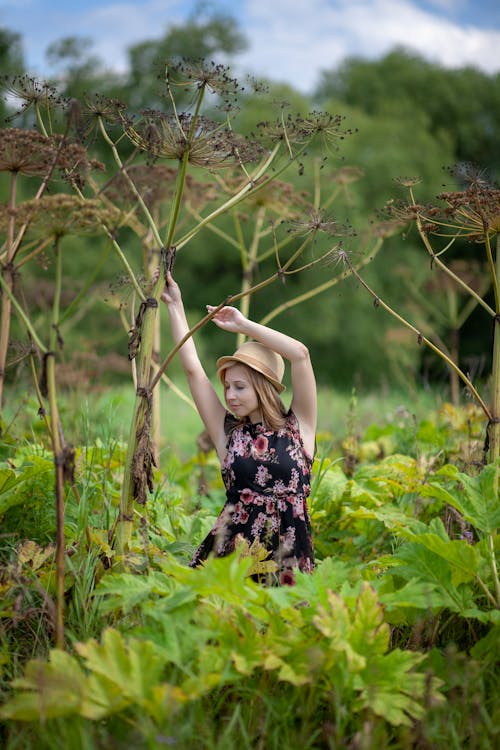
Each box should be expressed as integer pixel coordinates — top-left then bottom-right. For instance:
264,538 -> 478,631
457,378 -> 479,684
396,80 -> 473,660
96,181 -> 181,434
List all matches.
159,272 -> 227,460
207,305 -> 317,456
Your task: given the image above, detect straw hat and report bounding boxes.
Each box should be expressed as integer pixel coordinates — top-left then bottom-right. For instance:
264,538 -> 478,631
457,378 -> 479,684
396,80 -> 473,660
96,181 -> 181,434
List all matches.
217,341 -> 286,393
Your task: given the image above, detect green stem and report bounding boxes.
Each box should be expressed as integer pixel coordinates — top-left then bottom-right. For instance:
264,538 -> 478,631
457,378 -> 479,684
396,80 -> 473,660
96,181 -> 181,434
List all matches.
260,238 -> 383,326
342,250 -> 492,421
0,273 -> 46,351
98,117 -> 163,249
0,172 -> 17,413
488,235 -> 500,464
484,233 -> 500,312
415,214 -> 495,318
48,241 -> 65,649
487,534 -> 500,606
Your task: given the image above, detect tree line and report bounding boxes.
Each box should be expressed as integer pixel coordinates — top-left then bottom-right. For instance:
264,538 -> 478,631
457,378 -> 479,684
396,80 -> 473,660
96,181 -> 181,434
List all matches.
1,7 -> 499,393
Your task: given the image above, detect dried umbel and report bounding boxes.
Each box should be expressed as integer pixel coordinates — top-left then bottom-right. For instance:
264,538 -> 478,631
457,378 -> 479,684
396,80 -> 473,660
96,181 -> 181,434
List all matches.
287,209 -> 356,240
1,194 -> 133,240
256,111 -> 350,152
434,182 -> 500,243
0,75 -> 68,120
0,128 -> 92,181
385,167 -> 500,243
74,94 -> 130,141
124,110 -> 265,168
164,59 -> 242,101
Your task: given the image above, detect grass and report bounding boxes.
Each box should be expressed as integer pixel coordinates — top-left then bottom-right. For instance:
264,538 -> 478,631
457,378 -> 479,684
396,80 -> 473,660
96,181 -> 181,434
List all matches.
1,376 -> 448,463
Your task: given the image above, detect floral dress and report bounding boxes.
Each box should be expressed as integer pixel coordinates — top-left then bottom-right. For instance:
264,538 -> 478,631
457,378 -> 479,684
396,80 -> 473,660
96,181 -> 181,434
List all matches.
190,411 -> 315,582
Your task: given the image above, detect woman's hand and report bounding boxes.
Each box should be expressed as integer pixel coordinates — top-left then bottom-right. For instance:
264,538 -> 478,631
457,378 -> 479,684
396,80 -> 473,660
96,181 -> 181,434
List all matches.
153,268 -> 182,306
206,305 -> 248,333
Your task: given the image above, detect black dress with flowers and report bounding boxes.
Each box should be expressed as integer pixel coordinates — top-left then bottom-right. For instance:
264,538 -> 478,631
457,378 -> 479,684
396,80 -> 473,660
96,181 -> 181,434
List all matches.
190,411 -> 315,581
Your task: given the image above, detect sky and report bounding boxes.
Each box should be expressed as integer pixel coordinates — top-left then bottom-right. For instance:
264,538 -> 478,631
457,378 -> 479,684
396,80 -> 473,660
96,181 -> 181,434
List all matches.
1,0 -> 500,93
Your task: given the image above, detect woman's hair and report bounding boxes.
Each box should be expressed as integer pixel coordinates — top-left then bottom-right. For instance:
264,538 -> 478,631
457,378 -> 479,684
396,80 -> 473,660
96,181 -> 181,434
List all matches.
224,364 -> 287,430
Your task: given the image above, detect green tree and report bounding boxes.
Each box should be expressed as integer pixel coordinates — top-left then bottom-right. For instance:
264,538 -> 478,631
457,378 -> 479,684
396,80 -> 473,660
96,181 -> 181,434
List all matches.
126,4 -> 248,110
315,48 -> 500,178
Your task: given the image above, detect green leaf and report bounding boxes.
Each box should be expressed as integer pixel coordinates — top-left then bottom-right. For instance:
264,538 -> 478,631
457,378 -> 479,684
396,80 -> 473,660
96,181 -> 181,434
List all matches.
426,463 -> 500,534
75,627 -> 165,705
389,542 -> 476,613
0,456 -> 53,514
349,583 -> 390,657
95,571 -> 175,613
0,650 -> 85,721
399,525 -> 479,586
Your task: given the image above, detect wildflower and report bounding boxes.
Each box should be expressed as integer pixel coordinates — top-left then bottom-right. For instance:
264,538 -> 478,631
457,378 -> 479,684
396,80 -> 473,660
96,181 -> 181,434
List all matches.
279,569 -> 296,586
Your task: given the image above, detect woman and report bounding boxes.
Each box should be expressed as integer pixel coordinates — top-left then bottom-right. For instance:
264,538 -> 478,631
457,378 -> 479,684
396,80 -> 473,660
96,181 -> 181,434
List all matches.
159,270 -> 316,583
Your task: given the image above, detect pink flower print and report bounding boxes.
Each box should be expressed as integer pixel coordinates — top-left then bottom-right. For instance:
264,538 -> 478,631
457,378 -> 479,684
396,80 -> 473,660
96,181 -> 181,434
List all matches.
255,465 -> 272,486
280,569 -> 296,586
288,468 -> 300,492
251,435 -> 269,459
232,502 -> 249,525
251,512 -> 268,537
266,497 -> 276,515
291,496 -> 305,520
240,488 -> 255,505
281,526 -> 296,553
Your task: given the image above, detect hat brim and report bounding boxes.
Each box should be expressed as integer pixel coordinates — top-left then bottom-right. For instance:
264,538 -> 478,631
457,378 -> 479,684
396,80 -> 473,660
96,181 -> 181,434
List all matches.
217,354 -> 286,393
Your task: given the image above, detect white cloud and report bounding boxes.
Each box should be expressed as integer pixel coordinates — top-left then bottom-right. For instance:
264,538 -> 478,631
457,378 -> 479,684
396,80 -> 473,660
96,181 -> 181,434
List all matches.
2,0 -> 499,89
237,0 -> 500,91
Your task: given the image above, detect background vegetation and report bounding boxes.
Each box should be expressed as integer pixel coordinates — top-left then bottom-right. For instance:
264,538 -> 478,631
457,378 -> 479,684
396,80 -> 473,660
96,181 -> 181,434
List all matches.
0,6 -> 499,749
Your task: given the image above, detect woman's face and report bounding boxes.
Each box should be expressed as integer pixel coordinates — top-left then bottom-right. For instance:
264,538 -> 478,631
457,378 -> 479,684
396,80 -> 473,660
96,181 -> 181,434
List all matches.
223,364 -> 261,422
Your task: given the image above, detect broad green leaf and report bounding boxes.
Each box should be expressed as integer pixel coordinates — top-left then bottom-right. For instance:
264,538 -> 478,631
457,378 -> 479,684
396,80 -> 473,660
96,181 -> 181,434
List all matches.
378,578 -> 452,612
312,590 -> 365,671
390,542 -> 476,614
426,463 -> 500,534
0,456 -> 53,514
399,527 -> 479,586
95,571 -> 174,613
0,650 -> 84,721
349,583 -> 390,657
75,628 -> 165,704
356,650 -> 443,726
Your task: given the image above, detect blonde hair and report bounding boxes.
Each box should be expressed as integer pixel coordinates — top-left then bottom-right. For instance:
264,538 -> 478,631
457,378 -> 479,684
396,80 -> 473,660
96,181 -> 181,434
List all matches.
222,363 -> 287,431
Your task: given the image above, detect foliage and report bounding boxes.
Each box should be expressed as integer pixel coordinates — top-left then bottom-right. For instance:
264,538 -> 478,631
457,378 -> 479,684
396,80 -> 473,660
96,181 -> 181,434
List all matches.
0,398 -> 498,748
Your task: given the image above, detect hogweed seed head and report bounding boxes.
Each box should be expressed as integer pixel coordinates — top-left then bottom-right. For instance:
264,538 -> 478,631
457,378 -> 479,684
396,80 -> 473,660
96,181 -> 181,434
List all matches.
0,128 -> 95,183
1,195 -> 132,241
124,110 -> 265,168
0,74 -> 68,120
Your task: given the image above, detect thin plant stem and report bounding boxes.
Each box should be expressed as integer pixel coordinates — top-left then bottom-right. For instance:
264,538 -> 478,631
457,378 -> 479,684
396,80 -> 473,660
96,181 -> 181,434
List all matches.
487,534 -> 500,606
260,238 -> 383,326
487,234 -> 500,463
98,117 -> 163,249
0,172 -> 17,411
414,211 -> 495,318
47,241 -> 65,649
341,249 -> 492,420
